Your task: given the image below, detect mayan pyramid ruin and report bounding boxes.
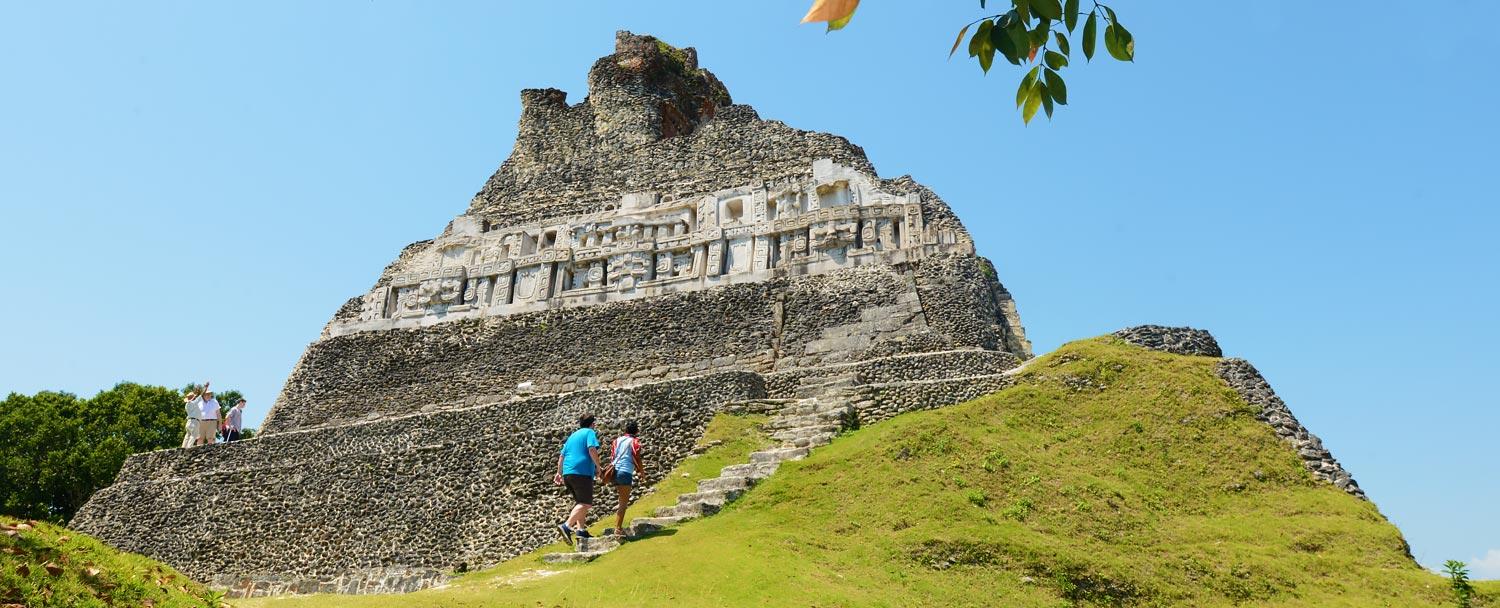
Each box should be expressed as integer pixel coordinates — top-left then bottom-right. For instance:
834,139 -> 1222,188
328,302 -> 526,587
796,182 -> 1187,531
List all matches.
72,30 -> 1078,596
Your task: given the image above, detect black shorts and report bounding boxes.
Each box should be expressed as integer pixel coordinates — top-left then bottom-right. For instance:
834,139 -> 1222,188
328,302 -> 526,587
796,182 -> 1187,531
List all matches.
563,474 -> 594,505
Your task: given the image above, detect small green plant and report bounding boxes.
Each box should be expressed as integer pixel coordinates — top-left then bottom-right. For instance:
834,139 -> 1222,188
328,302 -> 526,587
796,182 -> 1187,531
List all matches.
966,490 -> 989,507
982,450 -> 1011,473
1003,498 -> 1034,521
1442,560 -> 1473,608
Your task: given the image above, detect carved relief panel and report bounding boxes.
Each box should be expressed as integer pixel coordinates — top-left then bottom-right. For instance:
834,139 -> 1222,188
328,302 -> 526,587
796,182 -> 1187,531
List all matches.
706,241 -> 723,276
726,237 -> 753,274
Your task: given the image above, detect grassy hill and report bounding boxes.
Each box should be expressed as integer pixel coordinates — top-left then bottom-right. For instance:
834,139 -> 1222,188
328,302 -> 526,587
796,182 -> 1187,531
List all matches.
0,515 -> 221,608
181,338 -> 1500,605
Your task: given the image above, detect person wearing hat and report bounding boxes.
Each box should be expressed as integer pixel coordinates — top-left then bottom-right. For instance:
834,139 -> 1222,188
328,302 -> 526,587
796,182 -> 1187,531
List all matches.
197,383 -> 221,446
181,388 -> 202,449
223,398 -> 246,442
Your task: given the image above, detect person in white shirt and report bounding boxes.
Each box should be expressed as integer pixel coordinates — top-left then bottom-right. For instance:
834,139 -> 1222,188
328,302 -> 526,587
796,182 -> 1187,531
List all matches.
223,399 -> 246,442
197,388 -> 221,446
181,389 -> 202,449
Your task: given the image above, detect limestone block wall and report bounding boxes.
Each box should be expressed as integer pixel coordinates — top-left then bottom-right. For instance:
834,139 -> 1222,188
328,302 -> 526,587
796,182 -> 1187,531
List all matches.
848,374 -> 1016,424
267,257 -> 1026,434
762,349 -> 1021,398
72,373 -> 763,596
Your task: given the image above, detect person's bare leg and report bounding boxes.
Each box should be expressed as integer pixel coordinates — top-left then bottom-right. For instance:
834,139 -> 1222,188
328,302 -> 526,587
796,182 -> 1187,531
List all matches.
614,485 -> 630,534
567,504 -> 590,530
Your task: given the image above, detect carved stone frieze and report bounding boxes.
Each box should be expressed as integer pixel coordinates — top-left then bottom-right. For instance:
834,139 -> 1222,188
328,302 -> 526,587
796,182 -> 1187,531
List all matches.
329,160 -> 970,336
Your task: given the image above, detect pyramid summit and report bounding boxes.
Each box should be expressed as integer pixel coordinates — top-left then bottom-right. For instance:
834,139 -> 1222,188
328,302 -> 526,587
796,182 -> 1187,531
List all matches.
73,32 -> 1036,596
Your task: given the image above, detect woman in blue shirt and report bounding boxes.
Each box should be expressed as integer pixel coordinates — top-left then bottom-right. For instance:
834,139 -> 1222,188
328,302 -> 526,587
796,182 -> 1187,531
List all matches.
609,420 -> 645,536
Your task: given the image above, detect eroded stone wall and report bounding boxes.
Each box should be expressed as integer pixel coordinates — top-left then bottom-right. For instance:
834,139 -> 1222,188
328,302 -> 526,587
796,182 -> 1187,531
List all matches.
268,256 -> 1025,434
1215,359 -> 1366,499
72,373 -> 762,597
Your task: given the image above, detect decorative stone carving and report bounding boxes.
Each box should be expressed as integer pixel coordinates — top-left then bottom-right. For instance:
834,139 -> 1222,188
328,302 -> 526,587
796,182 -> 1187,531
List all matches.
330,160 -> 983,335
356,289 -> 387,322
705,241 -> 723,276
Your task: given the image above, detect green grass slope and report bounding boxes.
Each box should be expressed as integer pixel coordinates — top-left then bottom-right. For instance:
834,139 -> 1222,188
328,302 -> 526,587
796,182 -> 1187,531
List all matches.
1,515 -> 220,608
234,337 -> 1485,606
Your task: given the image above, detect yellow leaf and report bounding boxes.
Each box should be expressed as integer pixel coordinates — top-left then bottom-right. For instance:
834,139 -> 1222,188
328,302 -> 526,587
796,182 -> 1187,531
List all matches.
801,0 -> 859,24
949,24 -> 971,59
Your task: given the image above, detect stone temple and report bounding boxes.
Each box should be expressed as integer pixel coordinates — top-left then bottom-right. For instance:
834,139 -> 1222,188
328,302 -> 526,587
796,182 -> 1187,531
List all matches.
74,31 -> 1141,595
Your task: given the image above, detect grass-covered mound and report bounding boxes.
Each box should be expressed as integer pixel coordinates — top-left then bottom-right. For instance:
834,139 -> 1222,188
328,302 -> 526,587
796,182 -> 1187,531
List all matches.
240,337 -> 1482,607
0,515 -> 221,608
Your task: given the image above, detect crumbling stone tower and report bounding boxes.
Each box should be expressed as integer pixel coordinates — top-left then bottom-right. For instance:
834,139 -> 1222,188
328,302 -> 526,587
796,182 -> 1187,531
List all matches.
73,32 -> 1032,596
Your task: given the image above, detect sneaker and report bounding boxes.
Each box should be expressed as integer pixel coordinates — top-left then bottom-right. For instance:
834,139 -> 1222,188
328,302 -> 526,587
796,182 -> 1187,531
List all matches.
557,523 -> 574,546
576,529 -> 593,539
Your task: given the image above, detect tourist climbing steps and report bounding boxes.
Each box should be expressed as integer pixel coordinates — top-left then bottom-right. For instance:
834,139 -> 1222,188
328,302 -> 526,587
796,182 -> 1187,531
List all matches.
541,394 -> 855,564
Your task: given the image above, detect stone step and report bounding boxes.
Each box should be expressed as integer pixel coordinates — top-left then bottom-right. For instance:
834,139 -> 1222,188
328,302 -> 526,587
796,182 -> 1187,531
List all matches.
720,461 -> 780,480
782,432 -> 835,449
675,488 -> 743,505
672,498 -> 729,516
796,373 -> 857,389
763,412 -> 846,431
696,475 -> 753,492
654,488 -> 744,518
574,534 -> 621,553
722,398 -> 803,415
781,401 -> 850,416
542,551 -> 607,564
749,446 -> 809,464
769,423 -> 842,440
629,515 -> 695,535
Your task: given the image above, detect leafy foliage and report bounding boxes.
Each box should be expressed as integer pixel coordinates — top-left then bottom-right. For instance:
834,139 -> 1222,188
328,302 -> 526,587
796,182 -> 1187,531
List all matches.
1444,560 -> 1474,608
0,383 -> 216,522
804,0 -> 1135,124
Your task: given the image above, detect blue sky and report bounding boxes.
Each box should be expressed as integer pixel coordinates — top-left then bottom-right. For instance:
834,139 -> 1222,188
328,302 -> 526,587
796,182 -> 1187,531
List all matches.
1,1 -> 1495,575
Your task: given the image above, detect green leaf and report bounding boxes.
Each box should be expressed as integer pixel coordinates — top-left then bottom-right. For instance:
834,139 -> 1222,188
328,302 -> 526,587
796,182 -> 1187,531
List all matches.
1041,82 -> 1055,118
1103,5 -> 1118,25
949,24 -> 971,59
1017,65 -> 1040,108
1055,31 -> 1070,56
1064,0 -> 1079,32
1029,26 -> 1049,50
1105,24 -> 1132,62
1044,68 -> 1067,104
980,45 -> 995,72
993,20 -> 1021,65
1082,11 -> 1097,61
1033,0 -> 1063,21
1113,23 -> 1135,61
1006,20 -> 1031,63
1023,81 -> 1044,124
1015,0 -> 1030,23
1044,50 -> 1068,70
970,19 -> 992,58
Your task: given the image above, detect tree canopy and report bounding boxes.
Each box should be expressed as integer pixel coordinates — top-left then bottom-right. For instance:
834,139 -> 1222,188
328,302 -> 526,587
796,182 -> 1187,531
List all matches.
0,383 -> 244,522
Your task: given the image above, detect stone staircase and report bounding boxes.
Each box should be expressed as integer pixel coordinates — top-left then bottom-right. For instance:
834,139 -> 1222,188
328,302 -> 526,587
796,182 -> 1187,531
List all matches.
541,391 -> 855,564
